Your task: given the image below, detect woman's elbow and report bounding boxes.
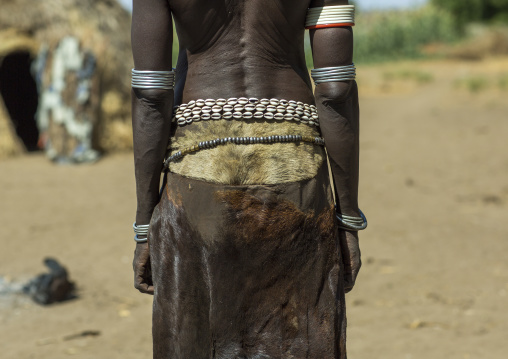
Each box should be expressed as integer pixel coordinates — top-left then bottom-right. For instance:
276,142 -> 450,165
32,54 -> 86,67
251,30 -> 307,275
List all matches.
314,80 -> 356,105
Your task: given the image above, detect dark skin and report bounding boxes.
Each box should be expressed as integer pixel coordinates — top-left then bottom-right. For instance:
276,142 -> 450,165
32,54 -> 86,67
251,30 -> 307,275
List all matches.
132,0 -> 361,295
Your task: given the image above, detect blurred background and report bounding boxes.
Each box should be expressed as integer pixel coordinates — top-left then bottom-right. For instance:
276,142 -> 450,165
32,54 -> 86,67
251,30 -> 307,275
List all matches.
0,0 -> 507,358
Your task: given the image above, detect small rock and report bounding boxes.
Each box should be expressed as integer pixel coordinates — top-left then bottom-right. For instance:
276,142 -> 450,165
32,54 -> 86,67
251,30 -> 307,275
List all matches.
409,319 -> 426,329
23,258 -> 76,305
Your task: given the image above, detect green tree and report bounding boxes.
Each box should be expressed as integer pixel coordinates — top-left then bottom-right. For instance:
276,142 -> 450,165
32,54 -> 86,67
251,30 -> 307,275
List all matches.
485,0 -> 508,22
431,0 -> 483,28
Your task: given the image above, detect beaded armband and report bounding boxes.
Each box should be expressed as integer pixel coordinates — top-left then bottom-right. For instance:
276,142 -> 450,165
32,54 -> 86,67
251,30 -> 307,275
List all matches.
305,5 -> 355,29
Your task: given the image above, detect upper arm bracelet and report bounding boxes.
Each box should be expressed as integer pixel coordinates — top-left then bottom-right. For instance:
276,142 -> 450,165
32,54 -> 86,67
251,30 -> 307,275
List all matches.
311,64 -> 356,85
131,68 -> 176,90
305,5 -> 355,29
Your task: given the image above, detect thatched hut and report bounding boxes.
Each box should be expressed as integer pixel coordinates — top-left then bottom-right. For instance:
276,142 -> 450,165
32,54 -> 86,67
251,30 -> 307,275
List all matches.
0,0 -> 133,160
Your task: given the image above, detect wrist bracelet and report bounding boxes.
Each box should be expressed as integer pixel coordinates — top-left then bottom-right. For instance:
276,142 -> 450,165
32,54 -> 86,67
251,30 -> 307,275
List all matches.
134,234 -> 148,243
133,222 -> 150,243
133,222 -> 149,235
335,208 -> 368,231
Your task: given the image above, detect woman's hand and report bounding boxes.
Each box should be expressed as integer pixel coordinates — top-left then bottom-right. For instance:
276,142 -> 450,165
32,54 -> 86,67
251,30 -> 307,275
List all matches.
133,242 -> 154,295
339,230 -> 361,293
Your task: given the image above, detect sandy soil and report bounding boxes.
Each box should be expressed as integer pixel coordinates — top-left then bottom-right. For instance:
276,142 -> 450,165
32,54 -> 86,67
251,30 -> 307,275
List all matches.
1,58 -> 507,359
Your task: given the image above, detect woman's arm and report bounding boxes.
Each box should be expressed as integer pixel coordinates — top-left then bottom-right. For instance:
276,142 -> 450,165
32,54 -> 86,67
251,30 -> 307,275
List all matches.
309,0 -> 362,292
131,0 -> 174,294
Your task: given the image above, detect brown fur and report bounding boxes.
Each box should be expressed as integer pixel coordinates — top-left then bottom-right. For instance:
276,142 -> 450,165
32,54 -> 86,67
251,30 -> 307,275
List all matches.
164,181 -> 183,208
215,189 -> 338,245
168,120 -> 325,185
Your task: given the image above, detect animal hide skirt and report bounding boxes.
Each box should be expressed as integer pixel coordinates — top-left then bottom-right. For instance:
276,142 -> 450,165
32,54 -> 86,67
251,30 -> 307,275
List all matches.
148,163 -> 347,359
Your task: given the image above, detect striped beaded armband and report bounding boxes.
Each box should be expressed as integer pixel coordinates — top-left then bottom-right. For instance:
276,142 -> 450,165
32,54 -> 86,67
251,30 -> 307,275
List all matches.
305,5 -> 355,29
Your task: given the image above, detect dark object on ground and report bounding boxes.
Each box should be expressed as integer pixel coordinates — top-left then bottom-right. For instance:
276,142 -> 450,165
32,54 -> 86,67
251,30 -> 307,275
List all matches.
23,258 -> 76,305
63,330 -> 101,341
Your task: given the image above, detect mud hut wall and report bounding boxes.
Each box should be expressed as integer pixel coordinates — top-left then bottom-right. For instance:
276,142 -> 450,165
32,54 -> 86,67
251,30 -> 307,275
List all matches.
0,93 -> 25,157
0,0 -> 134,157
0,29 -> 40,157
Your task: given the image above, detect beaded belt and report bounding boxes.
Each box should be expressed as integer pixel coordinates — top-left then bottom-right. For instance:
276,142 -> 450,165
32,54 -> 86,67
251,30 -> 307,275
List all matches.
164,134 -> 325,169
174,97 -> 320,127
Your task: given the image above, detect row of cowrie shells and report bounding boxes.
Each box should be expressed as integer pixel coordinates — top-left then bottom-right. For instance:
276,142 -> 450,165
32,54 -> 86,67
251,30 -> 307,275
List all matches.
176,98 -> 315,111
174,98 -> 319,127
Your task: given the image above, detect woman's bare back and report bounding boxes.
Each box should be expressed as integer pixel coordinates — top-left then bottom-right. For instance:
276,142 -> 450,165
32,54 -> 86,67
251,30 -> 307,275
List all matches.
172,0 -> 314,103
169,0 -> 324,184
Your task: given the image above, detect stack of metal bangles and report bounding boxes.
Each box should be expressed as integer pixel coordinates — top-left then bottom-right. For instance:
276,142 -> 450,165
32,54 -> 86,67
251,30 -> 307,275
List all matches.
133,223 -> 149,243
311,64 -> 356,85
336,208 -> 368,231
131,68 -> 175,90
305,5 -> 356,29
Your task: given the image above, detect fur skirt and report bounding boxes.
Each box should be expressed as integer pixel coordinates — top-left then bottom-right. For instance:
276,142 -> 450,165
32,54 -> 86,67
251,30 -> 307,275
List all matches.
148,163 -> 347,359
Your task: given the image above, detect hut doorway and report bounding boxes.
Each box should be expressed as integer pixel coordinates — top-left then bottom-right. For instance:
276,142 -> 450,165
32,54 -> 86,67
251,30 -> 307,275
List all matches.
0,51 -> 39,151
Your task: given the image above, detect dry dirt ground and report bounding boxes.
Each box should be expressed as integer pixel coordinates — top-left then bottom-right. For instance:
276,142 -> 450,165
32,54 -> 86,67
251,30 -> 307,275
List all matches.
1,58 -> 507,359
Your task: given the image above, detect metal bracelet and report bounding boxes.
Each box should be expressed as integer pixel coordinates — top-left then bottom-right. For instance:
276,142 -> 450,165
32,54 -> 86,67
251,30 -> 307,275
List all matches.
336,209 -> 368,231
131,68 -> 175,90
305,5 -> 355,28
133,222 -> 149,236
311,64 -> 356,85
312,69 -> 356,75
134,234 -> 148,243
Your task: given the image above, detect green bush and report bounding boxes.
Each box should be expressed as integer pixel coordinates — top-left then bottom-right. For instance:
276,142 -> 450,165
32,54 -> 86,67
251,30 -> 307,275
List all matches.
352,6 -> 459,63
499,74 -> 508,90
305,6 -> 459,66
455,76 -> 490,92
430,0 -> 484,28
383,69 -> 434,84
432,0 -> 508,28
